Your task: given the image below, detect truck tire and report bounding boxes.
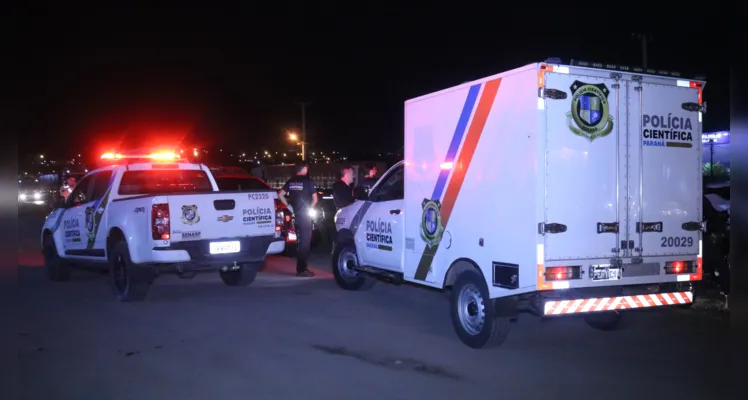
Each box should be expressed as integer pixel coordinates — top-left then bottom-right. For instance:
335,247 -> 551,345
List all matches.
109,241 -> 152,302
220,262 -> 260,287
584,311 -> 623,331
332,244 -> 375,291
43,235 -> 71,282
450,270 -> 510,349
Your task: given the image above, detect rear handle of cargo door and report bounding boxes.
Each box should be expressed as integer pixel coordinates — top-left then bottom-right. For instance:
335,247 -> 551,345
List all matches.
682,102 -> 706,113
539,87 -> 567,100
538,222 -> 566,235
636,221 -> 663,233
681,221 -> 706,232
597,222 -> 619,234
390,209 -> 401,215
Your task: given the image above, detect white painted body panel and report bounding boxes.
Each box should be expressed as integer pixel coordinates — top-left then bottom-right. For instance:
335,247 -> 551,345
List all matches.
333,63 -> 704,299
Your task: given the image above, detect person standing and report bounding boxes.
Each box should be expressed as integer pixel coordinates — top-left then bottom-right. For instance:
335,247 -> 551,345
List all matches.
278,162 -> 318,277
59,175 -> 76,203
357,162 -> 378,196
332,164 -> 355,210
330,164 -> 356,254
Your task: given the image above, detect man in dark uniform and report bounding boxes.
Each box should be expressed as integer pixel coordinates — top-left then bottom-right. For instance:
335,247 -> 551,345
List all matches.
330,164 -> 356,255
332,164 -> 355,210
278,162 -> 318,277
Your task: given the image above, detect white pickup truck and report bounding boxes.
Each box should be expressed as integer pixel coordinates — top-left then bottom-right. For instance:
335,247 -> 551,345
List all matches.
41,158 -> 285,301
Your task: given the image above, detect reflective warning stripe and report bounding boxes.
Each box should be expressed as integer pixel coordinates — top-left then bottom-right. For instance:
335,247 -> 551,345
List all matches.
543,291 -> 693,315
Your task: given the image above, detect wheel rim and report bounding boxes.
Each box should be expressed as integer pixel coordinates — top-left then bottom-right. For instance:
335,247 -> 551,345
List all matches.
458,283 -> 485,336
336,248 -> 359,280
113,254 -> 128,293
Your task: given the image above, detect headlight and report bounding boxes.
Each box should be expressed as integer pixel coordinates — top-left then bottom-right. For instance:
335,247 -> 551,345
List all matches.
308,209 -> 317,218
34,192 -> 42,200
19,193 -> 27,201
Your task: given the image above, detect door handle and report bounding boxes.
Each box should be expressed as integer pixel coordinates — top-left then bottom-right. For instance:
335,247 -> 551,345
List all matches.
390,209 -> 401,215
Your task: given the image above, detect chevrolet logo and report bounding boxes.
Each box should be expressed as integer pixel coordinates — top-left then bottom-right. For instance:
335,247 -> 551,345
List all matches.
217,215 -> 233,222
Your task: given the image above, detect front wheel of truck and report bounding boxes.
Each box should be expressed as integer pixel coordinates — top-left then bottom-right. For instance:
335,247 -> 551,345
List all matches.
450,270 -> 510,349
220,262 -> 260,287
332,244 -> 375,291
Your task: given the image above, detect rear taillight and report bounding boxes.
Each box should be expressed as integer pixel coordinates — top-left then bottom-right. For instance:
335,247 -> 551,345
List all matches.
275,210 -> 284,238
544,266 -> 581,281
152,204 -> 170,240
664,261 -> 695,274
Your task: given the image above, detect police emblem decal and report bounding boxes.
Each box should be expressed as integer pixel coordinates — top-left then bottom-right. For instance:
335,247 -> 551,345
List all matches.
566,80 -> 614,142
181,205 -> 200,225
420,198 -> 444,248
85,207 -> 95,232
85,206 -> 97,243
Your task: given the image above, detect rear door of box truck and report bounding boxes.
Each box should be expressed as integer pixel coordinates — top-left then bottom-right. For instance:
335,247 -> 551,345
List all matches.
541,66 -> 702,263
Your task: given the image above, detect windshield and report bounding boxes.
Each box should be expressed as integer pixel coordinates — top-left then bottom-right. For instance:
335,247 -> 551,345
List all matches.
119,170 -> 213,195
214,177 -> 270,191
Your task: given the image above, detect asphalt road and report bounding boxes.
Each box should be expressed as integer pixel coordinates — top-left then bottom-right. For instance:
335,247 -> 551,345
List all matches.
15,204 -> 731,400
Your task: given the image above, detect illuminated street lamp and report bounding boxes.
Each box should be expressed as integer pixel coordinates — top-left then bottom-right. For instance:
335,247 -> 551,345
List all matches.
287,131 -> 306,161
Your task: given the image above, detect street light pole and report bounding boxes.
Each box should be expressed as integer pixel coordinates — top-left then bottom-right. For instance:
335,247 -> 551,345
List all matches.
296,101 -> 311,161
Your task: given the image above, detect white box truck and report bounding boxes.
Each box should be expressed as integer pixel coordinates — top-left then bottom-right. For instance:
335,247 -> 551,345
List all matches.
332,61 -> 706,348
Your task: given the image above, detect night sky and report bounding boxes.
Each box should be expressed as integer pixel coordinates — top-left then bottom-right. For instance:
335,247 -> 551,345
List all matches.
16,4 -> 728,159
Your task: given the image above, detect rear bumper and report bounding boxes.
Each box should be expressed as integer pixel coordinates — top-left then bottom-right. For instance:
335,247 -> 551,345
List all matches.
539,282 -> 694,316
151,235 -> 282,268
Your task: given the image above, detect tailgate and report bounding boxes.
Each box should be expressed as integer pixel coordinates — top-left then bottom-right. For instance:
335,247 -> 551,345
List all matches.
169,191 -> 276,242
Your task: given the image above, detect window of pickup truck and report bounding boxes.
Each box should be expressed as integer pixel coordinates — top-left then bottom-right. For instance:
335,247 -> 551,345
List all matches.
118,170 -> 213,195
214,177 -> 270,191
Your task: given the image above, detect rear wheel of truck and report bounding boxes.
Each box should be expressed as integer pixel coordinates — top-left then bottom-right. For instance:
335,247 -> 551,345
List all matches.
109,241 -> 153,302
220,262 -> 260,287
332,245 -> 375,291
584,311 -> 623,331
450,270 -> 510,349
43,235 -> 71,282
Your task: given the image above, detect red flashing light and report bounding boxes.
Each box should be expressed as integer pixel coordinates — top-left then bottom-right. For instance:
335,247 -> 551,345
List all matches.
148,152 -> 179,161
544,266 -> 581,281
665,261 -> 694,275
101,151 -> 181,162
101,153 -> 124,160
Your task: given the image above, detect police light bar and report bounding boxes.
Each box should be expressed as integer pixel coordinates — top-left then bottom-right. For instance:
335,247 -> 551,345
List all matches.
100,152 -> 181,161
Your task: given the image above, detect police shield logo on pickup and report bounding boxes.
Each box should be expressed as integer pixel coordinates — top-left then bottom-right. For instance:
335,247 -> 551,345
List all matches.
567,80 -> 614,142
181,205 -> 200,225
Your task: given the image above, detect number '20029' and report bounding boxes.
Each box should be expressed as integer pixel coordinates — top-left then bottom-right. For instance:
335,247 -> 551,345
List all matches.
661,236 -> 693,247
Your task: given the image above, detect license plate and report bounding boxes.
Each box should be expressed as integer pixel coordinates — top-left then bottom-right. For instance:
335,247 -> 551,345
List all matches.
209,241 -> 240,254
591,265 -> 621,281
287,232 -> 297,242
